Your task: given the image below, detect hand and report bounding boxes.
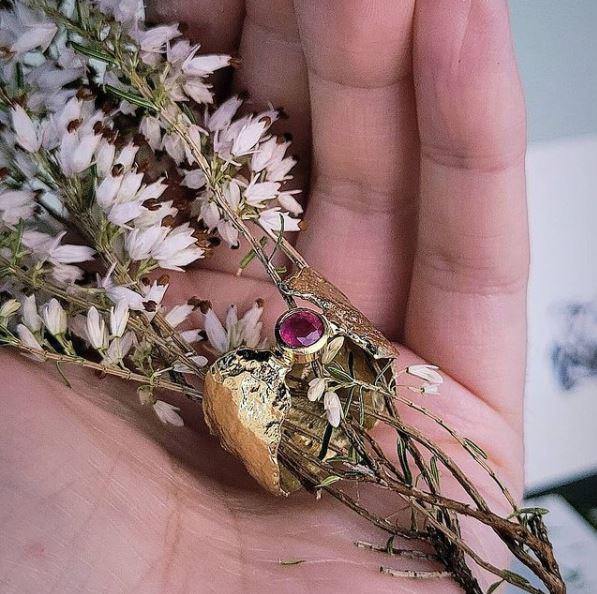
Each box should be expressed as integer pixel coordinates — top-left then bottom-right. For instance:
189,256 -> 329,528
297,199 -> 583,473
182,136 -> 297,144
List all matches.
0,1 -> 527,592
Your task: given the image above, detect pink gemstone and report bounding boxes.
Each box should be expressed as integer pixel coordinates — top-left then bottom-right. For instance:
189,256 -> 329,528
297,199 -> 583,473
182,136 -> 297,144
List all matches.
278,309 -> 325,349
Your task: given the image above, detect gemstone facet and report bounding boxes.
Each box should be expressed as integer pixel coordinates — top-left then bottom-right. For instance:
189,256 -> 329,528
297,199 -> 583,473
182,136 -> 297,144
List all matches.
277,309 -> 325,349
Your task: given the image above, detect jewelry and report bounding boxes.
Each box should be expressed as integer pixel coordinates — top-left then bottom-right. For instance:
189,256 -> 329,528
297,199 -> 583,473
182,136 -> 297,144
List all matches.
203,267 -> 397,495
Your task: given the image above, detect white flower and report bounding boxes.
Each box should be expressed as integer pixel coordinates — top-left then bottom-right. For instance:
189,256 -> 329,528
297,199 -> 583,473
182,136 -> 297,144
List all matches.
22,294 -> 42,332
251,136 -> 281,172
266,155 -> 296,182
0,299 -> 20,318
207,96 -> 242,131
161,133 -> 185,164
107,201 -> 145,226
50,263 -> 84,284
96,0 -> 140,25
322,336 -> 345,365
109,300 -> 129,338
182,53 -> 232,77
22,231 -> 94,265
103,332 -> 135,365
201,300 -> 264,353
277,191 -> 303,215
114,144 -> 139,169
406,364 -> 443,385
41,298 -> 67,336
125,226 -> 167,261
182,79 -> 213,104
86,306 -> 108,350
11,13 -> 57,55
115,170 -> 144,203
165,303 -> 194,328
153,400 -> 184,427
11,105 -> 41,153
181,168 -> 206,190
323,391 -> 342,428
58,128 -> 101,176
308,377 -> 326,402
96,173 -> 123,208
0,189 -> 35,225
408,384 -> 440,396
202,306 -> 228,353
95,139 -> 116,177
151,224 -> 203,270
136,178 -> 168,203
135,24 -> 180,58
16,324 -> 44,361
179,329 -> 203,344
244,180 -> 280,207
223,179 -> 242,209
217,220 -> 239,247
259,208 -> 300,234
231,117 -> 271,156
139,115 -> 162,150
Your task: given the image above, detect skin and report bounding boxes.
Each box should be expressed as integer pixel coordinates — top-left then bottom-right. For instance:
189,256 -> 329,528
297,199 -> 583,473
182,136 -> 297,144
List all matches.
0,1 -> 529,593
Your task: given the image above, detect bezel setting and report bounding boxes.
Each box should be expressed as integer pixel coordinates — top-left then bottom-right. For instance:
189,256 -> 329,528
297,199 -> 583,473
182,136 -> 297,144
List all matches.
274,307 -> 330,363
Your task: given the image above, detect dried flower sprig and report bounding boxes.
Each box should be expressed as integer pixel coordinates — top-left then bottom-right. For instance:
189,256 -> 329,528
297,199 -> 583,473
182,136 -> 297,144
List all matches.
0,2 -> 565,593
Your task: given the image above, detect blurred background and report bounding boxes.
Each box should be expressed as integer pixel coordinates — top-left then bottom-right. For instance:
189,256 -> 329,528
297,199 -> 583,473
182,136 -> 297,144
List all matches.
508,2 -> 597,591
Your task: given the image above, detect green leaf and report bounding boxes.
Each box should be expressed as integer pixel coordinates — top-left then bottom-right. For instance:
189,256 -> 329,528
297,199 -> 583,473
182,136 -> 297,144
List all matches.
69,41 -> 115,64
238,237 -> 268,270
180,102 -> 197,124
104,84 -> 156,110
463,438 -> 488,460
508,507 -> 550,519
327,364 -> 353,383
501,570 -> 531,586
429,455 -> 440,488
396,433 -> 413,486
316,475 -> 342,488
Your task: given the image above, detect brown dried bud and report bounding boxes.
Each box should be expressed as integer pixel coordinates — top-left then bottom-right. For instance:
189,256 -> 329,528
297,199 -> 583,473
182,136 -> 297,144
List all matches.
111,163 -> 124,177
144,300 -> 158,312
198,300 -> 212,315
67,119 -> 81,133
142,198 -> 161,211
161,215 -> 176,227
187,296 -> 202,309
255,298 -> 265,308
157,274 -> 170,286
76,87 -> 94,101
0,47 -> 14,60
229,56 -> 242,69
103,129 -> 118,143
93,121 -> 104,135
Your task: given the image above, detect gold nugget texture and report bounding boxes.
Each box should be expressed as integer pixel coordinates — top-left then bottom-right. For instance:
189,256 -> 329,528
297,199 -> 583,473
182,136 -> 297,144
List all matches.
203,349 -> 296,495
284,267 -> 397,360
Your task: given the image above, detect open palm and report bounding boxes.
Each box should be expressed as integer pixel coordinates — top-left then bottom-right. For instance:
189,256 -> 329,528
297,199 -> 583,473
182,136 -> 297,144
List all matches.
0,1 -> 529,592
